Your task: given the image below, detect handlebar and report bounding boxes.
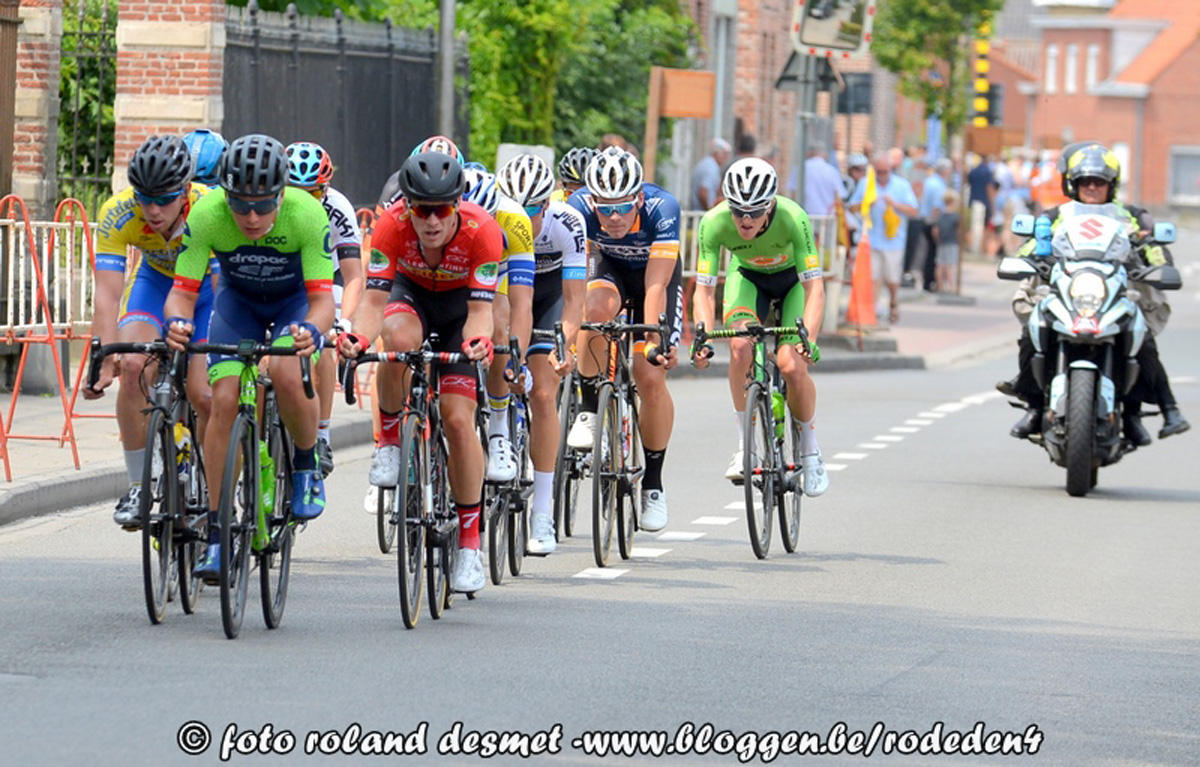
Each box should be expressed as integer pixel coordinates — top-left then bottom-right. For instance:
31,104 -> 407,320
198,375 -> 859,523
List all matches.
583,313 -> 670,366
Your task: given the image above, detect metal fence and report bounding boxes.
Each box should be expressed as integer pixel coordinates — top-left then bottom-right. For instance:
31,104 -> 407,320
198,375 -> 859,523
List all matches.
57,0 -> 118,217
223,2 -> 469,208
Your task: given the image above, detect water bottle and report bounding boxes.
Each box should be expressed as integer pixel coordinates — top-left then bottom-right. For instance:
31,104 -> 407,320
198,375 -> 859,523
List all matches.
1034,214 -> 1053,257
771,391 -> 786,440
621,412 -> 631,462
513,399 -> 528,454
174,422 -> 194,499
258,441 -> 276,516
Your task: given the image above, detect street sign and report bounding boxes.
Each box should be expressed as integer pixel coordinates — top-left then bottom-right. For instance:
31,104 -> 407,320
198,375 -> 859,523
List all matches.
790,0 -> 876,61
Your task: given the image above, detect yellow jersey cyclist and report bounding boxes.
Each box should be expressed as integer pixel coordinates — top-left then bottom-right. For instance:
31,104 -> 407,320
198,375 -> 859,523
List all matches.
691,157 -> 829,496
565,146 -> 683,531
84,135 -> 218,528
285,141 -> 365,477
496,153 -> 588,555
164,133 -> 334,580
460,167 -> 536,485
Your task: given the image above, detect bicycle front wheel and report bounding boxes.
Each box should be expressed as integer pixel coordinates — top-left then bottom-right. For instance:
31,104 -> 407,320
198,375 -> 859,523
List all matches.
396,415 -> 426,628
376,477 -> 398,554
743,383 -> 775,559
218,413 -> 256,639
428,434 -> 452,618
508,399 -> 530,576
617,396 -> 642,560
553,375 -> 581,538
141,410 -> 177,625
260,404 -> 294,630
591,385 -> 619,567
778,414 -> 802,553
486,485 -> 507,586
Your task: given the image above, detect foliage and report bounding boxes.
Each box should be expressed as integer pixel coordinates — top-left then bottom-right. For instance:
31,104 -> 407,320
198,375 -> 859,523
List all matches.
226,0 -> 380,18
870,0 -> 1004,137
58,0 -> 117,214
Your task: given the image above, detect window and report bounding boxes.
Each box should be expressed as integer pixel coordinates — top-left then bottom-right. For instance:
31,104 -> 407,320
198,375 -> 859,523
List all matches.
1045,44 -> 1059,94
1065,43 -> 1078,94
1168,147 -> 1200,205
835,72 -> 872,115
1086,44 -> 1100,89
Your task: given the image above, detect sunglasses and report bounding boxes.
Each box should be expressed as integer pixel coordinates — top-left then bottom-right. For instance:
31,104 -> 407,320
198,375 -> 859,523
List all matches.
729,204 -> 770,219
594,200 -> 637,217
226,193 -> 281,216
410,202 -> 457,220
1077,177 -> 1109,189
304,186 -> 326,200
134,189 -> 185,207
523,202 -> 546,218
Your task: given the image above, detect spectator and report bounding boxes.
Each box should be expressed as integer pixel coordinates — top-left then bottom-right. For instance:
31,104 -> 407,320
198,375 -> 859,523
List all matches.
735,133 -> 757,161
933,189 -> 961,293
901,156 -> 928,286
917,158 -> 952,291
842,153 -> 868,249
966,154 -> 995,254
795,141 -> 844,216
849,151 -> 919,325
689,137 -> 731,210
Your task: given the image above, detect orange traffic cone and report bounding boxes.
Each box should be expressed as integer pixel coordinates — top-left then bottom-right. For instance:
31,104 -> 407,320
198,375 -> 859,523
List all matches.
845,236 -> 876,327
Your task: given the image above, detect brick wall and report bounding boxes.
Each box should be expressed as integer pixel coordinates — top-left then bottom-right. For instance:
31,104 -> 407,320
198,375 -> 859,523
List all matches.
12,0 -> 61,217
733,0 -> 798,178
1142,37 -> 1200,208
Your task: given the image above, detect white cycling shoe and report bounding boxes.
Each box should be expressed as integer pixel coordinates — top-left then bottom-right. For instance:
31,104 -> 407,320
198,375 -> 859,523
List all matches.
801,452 -> 829,497
369,445 -> 401,487
724,449 -> 744,482
486,435 -> 518,482
451,547 -> 486,593
527,512 -> 556,555
566,412 -> 597,451
639,489 -> 668,532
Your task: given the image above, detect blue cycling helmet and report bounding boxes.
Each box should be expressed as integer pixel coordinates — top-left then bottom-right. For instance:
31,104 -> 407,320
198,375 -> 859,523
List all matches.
410,135 -> 465,164
462,168 -> 499,216
285,141 -> 334,187
181,129 -> 227,186
462,161 -> 489,173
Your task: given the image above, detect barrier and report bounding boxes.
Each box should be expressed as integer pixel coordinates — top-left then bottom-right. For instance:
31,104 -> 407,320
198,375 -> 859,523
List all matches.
0,194 -> 82,478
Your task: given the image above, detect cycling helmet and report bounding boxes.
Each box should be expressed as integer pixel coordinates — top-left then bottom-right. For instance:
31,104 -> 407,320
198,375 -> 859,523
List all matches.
557,146 -> 597,185
220,134 -> 288,196
496,153 -> 555,206
410,135 -> 465,164
285,141 -> 334,187
462,168 -> 500,216
1064,143 -> 1120,202
378,169 -> 404,209
584,146 -> 643,199
181,129 -> 227,186
128,135 -> 194,196
721,157 -> 778,209
397,151 -> 465,203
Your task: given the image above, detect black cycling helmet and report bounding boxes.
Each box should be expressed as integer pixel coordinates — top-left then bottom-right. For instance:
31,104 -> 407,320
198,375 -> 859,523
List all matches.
557,146 -> 597,185
220,134 -> 288,196
127,135 -> 194,196
397,151 -> 465,203
1064,143 -> 1120,202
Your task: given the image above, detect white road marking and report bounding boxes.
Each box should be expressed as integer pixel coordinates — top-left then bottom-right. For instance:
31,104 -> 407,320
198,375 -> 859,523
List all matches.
825,463 -> 848,471
833,452 -> 869,460
630,547 -> 671,558
890,426 -> 920,433
1169,375 -> 1195,385
917,411 -> 947,419
572,568 -> 628,579
961,392 -> 1002,405
934,402 -> 969,413
693,516 -> 738,525
657,531 -> 706,542
873,435 -> 905,442
724,501 -> 748,510
858,443 -> 888,449
905,419 -> 934,426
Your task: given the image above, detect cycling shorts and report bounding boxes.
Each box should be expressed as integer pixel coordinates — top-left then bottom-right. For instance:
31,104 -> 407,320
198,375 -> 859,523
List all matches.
385,275 -> 479,399
588,256 -> 683,351
206,288 -> 316,382
119,261 -> 214,341
528,275 -> 565,357
722,266 -> 807,331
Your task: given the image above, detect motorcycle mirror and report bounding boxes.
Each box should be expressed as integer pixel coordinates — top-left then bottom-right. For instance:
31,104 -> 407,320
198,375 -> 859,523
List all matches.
997,256 -> 1038,281
1137,264 -> 1182,291
1152,221 -> 1176,244
1010,214 -> 1035,237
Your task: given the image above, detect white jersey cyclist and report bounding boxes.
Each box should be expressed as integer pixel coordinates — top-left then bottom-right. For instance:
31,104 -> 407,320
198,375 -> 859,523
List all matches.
320,185 -> 363,313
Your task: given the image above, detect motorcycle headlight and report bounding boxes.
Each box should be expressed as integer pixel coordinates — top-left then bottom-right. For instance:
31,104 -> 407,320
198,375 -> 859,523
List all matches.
1068,272 -> 1107,317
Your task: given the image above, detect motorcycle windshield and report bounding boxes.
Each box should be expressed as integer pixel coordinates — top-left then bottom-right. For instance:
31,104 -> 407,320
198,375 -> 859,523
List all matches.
1052,203 -> 1132,262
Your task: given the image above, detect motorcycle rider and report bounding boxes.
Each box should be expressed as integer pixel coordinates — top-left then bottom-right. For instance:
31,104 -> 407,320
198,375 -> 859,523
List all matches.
1004,143 -> 1188,444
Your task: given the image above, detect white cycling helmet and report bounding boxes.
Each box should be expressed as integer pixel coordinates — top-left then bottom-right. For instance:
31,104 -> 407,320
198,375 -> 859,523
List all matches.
585,146 -> 643,199
462,168 -> 499,216
497,153 -> 555,206
722,157 -> 778,209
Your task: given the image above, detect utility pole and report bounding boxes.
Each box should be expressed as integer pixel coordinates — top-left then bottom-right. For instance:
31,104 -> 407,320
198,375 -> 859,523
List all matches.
437,0 -> 456,137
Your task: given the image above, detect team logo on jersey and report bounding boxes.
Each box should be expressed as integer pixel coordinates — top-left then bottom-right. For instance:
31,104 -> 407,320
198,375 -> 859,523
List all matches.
368,248 -> 389,274
656,216 -> 677,233
474,262 -> 499,287
746,254 -> 789,269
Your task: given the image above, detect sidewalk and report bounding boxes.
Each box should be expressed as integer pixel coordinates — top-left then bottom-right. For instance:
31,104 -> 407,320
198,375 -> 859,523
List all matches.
0,260 -> 1016,526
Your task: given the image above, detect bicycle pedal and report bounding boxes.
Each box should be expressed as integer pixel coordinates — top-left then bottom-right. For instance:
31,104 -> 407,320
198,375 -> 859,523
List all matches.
120,524 -> 140,532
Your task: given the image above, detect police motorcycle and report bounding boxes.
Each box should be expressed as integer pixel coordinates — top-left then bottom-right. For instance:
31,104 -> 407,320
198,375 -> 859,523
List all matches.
998,204 -> 1181,497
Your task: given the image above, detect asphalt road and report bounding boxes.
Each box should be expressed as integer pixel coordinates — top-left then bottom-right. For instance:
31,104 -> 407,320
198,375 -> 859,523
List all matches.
2,282 -> 1198,766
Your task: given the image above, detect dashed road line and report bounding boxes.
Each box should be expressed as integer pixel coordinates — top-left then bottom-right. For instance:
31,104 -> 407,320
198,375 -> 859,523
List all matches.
692,516 -> 738,526
905,419 -> 934,426
858,443 -> 888,449
630,547 -> 671,558
873,435 -> 904,442
890,426 -> 920,433
572,567 -> 628,579
833,452 -> 869,460
657,531 -> 706,542
825,463 -> 848,471
917,411 -> 947,419
933,402 -> 969,413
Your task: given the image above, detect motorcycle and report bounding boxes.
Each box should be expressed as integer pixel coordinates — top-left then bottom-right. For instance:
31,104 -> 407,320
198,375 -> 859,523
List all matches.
998,204 -> 1181,496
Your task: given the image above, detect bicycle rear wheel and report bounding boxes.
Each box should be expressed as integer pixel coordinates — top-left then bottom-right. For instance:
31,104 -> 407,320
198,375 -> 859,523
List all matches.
141,410 -> 177,625
778,414 -> 802,553
428,434 -> 452,618
260,403 -> 294,630
218,413 -> 256,639
743,383 -> 775,559
396,415 -> 426,628
617,397 -> 642,560
591,384 -> 619,567
177,428 -> 207,616
486,486 -> 507,586
553,375 -> 581,538
508,399 -> 530,576
376,476 -> 397,554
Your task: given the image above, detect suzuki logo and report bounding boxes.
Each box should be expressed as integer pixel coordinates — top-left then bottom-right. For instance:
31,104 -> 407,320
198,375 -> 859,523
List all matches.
1078,218 -> 1105,239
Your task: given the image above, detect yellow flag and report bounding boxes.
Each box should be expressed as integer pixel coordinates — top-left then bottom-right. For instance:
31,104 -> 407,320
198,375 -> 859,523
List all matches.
861,166 -> 876,230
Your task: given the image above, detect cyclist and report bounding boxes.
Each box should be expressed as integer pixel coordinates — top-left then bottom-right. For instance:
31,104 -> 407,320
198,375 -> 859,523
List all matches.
285,141 -> 364,476
84,135 -> 217,528
691,157 -> 830,497
182,128 -> 227,187
555,146 -> 596,202
341,151 -> 503,594
565,145 -> 682,531
164,133 -> 334,580
461,168 -> 536,486
496,153 -> 587,554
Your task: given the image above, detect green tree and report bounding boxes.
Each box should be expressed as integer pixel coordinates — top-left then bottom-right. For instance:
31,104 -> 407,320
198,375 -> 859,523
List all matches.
870,0 -> 1004,138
